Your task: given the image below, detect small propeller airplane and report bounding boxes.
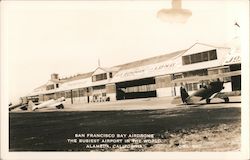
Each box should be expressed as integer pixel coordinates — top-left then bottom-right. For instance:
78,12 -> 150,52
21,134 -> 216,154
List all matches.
171,70 -> 241,105
9,97 -> 66,111
179,79 -> 229,105
9,102 -> 28,111
28,97 -> 66,111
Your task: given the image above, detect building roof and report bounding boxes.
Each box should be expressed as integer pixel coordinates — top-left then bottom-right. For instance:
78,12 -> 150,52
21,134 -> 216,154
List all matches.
27,43 -> 239,96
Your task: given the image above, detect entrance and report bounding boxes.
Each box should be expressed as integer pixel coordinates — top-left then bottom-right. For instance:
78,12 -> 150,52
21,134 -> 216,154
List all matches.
116,77 -> 156,100
230,64 -> 241,91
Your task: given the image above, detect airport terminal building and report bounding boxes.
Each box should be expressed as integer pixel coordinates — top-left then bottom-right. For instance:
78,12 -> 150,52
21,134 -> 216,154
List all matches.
24,43 -> 241,104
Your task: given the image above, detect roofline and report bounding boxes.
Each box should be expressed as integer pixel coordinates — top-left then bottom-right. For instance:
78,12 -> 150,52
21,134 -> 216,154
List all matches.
43,42 -> 232,83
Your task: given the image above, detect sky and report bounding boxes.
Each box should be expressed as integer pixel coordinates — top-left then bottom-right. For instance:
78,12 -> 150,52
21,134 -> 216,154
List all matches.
1,0 -> 247,104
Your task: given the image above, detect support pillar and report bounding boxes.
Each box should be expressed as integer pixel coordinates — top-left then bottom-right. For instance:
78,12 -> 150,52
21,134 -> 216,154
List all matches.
155,75 -> 173,97
106,83 -> 116,101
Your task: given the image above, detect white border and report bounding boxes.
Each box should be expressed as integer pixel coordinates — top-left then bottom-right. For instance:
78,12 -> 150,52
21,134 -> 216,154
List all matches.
1,1 -> 249,160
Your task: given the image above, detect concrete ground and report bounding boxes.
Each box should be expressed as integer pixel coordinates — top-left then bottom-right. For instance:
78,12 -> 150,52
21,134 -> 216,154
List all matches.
44,96 -> 241,112
9,96 -> 241,151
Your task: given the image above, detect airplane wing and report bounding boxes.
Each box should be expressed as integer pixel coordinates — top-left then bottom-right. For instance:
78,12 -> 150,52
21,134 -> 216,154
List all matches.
185,96 -> 202,104
31,99 -> 55,111
48,102 -> 63,108
213,92 -> 229,99
171,96 -> 183,104
9,104 -> 27,111
171,70 -> 241,84
9,103 -> 22,111
208,93 -> 218,99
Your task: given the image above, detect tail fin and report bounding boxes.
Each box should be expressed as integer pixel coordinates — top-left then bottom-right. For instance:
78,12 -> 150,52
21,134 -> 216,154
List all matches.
28,100 -> 35,111
180,87 -> 189,103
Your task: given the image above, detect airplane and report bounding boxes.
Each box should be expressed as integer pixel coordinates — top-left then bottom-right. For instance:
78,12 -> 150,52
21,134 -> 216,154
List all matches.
28,97 -> 66,111
9,102 -> 28,111
9,97 -> 66,111
173,79 -> 229,105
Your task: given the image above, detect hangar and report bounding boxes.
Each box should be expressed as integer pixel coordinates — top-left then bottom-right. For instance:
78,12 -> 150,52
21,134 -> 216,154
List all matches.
24,43 -> 241,104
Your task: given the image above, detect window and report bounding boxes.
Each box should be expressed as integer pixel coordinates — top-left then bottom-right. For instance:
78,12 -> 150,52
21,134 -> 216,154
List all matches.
72,90 -> 79,97
191,53 -> 202,63
202,52 -> 208,61
125,84 -> 156,93
185,83 -> 199,91
92,73 -> 107,82
209,50 -> 217,60
60,92 -> 65,97
46,84 -> 54,90
66,92 -> 71,98
183,69 -> 208,78
182,56 -> 190,65
56,84 -> 59,88
55,92 -> 61,99
186,83 -> 193,91
193,83 -> 198,90
182,50 -> 217,65
208,69 -> 219,75
93,85 -> 105,90
79,88 -> 85,97
109,72 -> 113,78
173,74 -> 183,79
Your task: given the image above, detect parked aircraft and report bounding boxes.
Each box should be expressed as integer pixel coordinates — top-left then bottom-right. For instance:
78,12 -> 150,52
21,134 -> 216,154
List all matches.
173,79 -> 229,105
28,97 -> 66,111
9,103 -> 27,111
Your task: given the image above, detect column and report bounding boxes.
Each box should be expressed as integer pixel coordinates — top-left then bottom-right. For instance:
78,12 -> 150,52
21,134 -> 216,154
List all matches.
155,75 -> 173,97
106,83 -> 116,101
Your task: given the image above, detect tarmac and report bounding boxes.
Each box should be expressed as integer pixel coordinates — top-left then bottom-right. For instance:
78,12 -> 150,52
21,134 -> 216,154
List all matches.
9,96 -> 241,151
61,96 -> 241,112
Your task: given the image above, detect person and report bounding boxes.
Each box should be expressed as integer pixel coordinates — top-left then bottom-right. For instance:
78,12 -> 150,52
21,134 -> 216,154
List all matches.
199,80 -> 207,89
180,83 -> 189,103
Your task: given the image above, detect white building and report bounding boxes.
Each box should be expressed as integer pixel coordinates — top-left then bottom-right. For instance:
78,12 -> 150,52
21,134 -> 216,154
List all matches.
24,43 -> 241,104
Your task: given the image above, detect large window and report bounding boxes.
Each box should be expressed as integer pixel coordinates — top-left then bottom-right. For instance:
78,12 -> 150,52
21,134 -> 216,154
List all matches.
185,83 -> 199,91
72,90 -> 79,98
183,69 -> 208,78
209,50 -> 217,60
92,73 -> 107,82
93,85 -> 105,90
125,84 -> 156,93
79,88 -> 85,97
182,50 -> 217,65
46,84 -> 54,90
65,91 -> 71,98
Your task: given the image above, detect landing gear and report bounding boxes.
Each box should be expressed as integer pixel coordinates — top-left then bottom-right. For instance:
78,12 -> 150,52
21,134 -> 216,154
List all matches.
56,104 -> 64,109
224,97 -> 229,103
206,99 -> 211,104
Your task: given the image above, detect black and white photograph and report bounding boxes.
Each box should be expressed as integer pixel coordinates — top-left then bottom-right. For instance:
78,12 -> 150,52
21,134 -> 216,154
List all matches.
0,0 -> 249,159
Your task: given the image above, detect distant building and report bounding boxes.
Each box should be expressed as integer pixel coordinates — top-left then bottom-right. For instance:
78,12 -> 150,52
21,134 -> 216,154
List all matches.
24,43 -> 241,104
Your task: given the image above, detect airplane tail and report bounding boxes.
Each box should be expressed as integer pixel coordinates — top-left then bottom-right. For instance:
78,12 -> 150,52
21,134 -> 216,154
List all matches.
180,87 -> 189,103
28,100 -> 35,111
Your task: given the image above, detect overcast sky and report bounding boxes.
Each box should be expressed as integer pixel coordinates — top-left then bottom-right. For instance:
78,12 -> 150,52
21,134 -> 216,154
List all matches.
1,0 -> 247,103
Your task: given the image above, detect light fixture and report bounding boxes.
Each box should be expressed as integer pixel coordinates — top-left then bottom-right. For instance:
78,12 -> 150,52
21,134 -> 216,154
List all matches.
157,0 -> 192,23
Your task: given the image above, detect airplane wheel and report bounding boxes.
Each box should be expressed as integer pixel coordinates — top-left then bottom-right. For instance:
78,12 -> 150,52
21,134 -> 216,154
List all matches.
56,104 -> 64,109
206,99 -> 211,104
224,97 -> 229,103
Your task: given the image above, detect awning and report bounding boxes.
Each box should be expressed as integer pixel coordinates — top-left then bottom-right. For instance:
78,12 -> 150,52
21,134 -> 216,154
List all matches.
110,59 -> 182,83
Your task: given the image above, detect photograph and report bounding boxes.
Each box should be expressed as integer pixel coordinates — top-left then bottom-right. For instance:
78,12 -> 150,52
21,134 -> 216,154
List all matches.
1,0 -> 249,159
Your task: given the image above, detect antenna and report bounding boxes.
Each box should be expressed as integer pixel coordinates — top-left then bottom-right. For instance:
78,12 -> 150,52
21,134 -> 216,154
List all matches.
98,58 -> 100,67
